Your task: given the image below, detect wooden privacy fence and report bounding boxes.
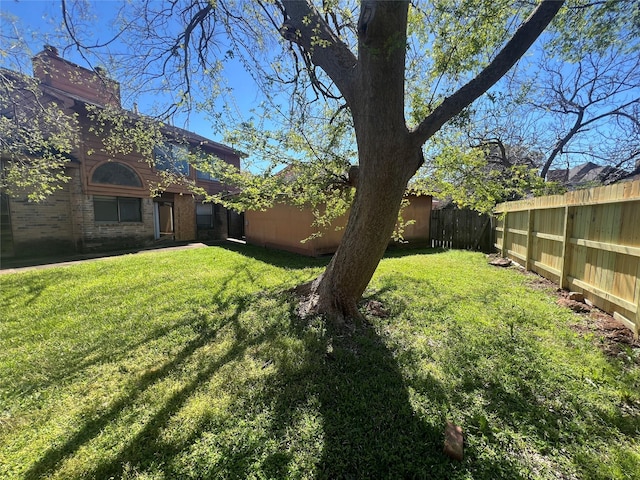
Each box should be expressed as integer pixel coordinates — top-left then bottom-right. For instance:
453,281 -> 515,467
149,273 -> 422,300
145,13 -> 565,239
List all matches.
494,180 -> 640,336
430,208 -> 493,252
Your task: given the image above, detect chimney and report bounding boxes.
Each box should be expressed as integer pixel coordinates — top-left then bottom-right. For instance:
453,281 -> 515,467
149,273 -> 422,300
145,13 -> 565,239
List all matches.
32,46 -> 121,108
43,44 -> 59,57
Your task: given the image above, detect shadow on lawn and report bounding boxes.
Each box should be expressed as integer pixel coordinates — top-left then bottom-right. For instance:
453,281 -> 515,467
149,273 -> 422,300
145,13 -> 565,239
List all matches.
21,306 -> 236,480
8,266 -> 256,399
22,291 -> 455,479
21,270 -> 252,480
313,323 -> 446,479
218,241 -> 447,270
25,282 -> 623,479
0,268 -> 75,307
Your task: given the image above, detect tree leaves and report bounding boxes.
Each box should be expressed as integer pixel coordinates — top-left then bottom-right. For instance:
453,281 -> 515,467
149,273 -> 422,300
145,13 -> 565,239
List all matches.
0,71 -> 78,201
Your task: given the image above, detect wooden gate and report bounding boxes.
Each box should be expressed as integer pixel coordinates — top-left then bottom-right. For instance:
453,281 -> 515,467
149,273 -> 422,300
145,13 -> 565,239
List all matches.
430,208 -> 493,252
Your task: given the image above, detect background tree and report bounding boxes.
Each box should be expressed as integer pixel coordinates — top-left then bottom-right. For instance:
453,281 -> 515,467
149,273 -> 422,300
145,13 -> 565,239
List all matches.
532,48 -> 640,180
447,0 -> 640,188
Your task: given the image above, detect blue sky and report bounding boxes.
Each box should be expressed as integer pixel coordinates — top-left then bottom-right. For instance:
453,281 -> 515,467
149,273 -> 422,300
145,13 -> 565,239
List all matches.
0,0 -> 263,148
2,1 -> 637,176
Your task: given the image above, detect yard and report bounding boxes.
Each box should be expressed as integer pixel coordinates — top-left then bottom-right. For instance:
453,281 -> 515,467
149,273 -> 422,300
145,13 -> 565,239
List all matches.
1,245 -> 638,479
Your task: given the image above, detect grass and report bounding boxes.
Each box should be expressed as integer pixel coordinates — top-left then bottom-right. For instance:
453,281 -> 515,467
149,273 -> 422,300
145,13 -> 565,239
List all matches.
1,244 -> 638,479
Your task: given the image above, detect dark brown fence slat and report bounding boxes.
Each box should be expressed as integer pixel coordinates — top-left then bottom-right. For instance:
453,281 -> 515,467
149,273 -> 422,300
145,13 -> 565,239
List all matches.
430,209 -> 493,252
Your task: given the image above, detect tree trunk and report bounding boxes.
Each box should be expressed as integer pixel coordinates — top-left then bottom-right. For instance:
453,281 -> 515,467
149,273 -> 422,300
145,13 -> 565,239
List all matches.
294,1 -> 417,324
299,121 -> 422,324
288,0 -> 564,325
310,141 -> 421,323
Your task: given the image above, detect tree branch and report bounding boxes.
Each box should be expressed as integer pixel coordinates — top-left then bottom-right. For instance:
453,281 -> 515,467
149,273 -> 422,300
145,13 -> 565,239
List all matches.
541,107 -> 585,178
411,0 -> 564,147
279,0 -> 357,105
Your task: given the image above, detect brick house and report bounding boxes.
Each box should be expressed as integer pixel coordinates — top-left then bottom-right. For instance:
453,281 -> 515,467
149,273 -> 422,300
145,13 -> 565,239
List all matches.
1,47 -> 244,259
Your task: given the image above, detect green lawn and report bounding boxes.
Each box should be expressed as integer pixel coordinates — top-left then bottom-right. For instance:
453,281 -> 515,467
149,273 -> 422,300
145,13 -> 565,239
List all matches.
1,245 -> 638,479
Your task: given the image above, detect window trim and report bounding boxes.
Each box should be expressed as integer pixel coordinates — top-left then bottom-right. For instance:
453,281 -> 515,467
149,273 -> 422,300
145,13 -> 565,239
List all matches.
90,161 -> 143,188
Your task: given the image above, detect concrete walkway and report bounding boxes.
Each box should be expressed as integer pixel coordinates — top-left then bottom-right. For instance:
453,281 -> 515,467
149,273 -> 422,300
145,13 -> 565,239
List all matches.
0,242 -> 213,274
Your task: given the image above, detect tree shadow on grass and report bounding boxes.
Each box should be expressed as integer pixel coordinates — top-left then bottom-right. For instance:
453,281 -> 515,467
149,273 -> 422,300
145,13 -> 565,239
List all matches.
312,322 -> 447,479
217,242 -> 330,269
7,266 -> 258,400
21,287 -> 457,479
21,314 -> 225,479
383,245 -> 448,259
217,242 -> 447,270
21,275 -> 255,480
211,314 -> 453,479
23,271 -> 618,480
0,268 -> 75,307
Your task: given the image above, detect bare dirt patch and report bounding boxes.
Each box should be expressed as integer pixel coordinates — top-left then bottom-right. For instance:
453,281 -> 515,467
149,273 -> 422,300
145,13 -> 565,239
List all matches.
546,283 -> 638,362
488,256 -> 639,361
571,311 -> 640,360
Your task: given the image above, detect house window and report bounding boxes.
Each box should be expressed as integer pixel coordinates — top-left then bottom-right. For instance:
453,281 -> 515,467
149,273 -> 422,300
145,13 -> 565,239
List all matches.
196,169 -> 217,181
92,162 -> 142,187
195,152 -> 220,181
196,203 -> 214,228
94,196 -> 142,222
153,143 -> 190,175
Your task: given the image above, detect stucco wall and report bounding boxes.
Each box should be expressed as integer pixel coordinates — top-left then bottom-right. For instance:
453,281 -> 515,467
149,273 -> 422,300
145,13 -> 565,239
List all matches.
245,203 -> 347,256
245,195 -> 432,256
400,195 -> 432,243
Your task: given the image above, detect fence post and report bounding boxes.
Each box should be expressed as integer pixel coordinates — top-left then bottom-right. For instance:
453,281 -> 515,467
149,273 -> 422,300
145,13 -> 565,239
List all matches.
490,216 -> 496,253
635,270 -> 640,339
501,212 -> 508,258
559,205 -> 573,290
525,209 -> 534,271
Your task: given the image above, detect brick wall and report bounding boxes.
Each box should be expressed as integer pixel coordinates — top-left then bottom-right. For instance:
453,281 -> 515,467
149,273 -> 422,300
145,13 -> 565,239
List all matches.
5,168 -> 156,256
8,173 -> 78,256
80,196 -> 155,251
174,195 -> 196,241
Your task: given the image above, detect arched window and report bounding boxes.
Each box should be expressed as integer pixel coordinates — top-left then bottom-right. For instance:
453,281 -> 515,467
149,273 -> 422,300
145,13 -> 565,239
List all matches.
91,162 -> 142,187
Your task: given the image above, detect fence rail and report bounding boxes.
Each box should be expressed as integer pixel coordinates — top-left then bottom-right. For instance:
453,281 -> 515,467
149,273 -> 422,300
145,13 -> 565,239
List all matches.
494,180 -> 640,336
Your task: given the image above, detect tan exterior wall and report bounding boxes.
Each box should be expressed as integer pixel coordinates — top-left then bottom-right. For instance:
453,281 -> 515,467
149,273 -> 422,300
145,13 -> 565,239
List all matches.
245,195 -> 432,256
77,110 -> 239,200
245,203 -> 336,256
401,195 -> 432,243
